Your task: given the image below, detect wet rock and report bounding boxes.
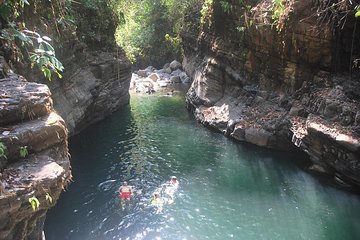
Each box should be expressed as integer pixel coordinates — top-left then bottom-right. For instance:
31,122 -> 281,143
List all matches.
171,69 -> 183,76
182,77 -> 191,84
245,128 -> 271,147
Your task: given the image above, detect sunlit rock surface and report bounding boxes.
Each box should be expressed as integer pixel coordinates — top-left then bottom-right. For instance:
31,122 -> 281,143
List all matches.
0,64 -> 70,240
183,0 -> 360,188
131,60 -> 190,94
48,52 -> 132,135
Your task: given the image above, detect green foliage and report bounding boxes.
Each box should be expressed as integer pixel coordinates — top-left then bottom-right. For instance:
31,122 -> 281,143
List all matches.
355,5 -> 360,17
0,1 -> 64,80
28,192 -> 53,211
200,0 -> 214,25
26,31 -> 64,80
74,0 -> 121,50
28,196 -> 40,211
46,192 -> 53,204
236,26 -> 246,32
0,142 -> 7,159
272,0 -> 283,29
1,26 -> 64,80
220,1 -> 232,14
19,146 -> 28,158
0,0 -> 29,22
115,0 -> 195,65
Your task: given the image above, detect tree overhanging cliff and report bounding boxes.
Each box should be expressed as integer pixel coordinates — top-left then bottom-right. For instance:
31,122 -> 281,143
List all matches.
182,0 -> 360,190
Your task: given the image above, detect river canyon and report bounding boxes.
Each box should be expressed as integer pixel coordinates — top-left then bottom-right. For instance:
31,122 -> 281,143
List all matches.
44,91 -> 360,240
1,0 -> 360,239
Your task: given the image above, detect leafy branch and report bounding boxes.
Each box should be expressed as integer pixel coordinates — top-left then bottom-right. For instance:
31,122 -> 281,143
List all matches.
0,1 -> 64,81
25,30 -> 64,80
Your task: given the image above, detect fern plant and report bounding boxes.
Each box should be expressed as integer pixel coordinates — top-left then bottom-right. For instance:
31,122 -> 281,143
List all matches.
28,196 -> 40,211
19,146 -> 28,158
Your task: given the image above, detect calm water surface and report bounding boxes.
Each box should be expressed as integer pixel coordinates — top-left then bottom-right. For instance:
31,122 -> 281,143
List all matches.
45,90 -> 360,240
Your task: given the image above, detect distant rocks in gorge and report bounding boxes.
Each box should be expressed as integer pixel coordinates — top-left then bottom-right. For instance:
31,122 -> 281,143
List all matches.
131,60 -> 191,94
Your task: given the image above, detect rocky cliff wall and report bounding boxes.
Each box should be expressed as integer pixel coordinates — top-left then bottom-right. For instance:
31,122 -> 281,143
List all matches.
0,60 -> 71,240
12,1 -> 132,136
47,50 -> 131,135
183,0 -> 360,189
0,1 -> 131,239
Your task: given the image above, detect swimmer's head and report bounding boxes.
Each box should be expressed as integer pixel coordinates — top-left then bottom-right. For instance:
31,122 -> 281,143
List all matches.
123,181 -> 128,186
154,192 -> 160,197
171,176 -> 177,180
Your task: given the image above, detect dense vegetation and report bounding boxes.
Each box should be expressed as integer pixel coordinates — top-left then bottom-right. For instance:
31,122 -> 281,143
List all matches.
1,0 -> 360,75
115,0 -> 198,67
0,0 -> 198,71
0,0 -> 123,80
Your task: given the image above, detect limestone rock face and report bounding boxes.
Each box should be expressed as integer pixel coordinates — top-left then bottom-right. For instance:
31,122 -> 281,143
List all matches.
183,1 -> 360,188
12,0 -> 132,137
48,52 -> 132,135
0,69 -> 70,240
0,76 -> 52,126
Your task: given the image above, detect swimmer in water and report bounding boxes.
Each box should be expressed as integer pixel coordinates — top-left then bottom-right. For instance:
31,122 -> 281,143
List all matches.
164,176 -> 179,204
151,192 -> 164,214
119,181 -> 133,207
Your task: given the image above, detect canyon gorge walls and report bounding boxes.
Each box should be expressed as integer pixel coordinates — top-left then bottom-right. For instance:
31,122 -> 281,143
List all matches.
183,0 -> 360,188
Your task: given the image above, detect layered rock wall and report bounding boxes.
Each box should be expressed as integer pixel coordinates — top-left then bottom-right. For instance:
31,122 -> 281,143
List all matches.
0,1 -> 131,239
48,51 -> 131,135
183,0 -> 360,188
0,61 -> 71,240
5,1 -> 132,136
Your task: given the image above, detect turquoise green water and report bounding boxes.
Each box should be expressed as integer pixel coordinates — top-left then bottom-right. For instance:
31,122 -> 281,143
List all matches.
45,91 -> 360,240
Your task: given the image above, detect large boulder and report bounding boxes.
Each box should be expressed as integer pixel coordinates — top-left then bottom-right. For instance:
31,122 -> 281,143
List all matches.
169,60 -> 182,70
